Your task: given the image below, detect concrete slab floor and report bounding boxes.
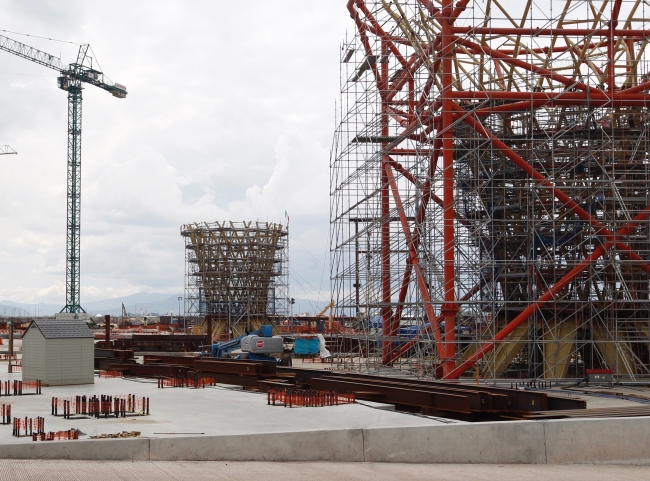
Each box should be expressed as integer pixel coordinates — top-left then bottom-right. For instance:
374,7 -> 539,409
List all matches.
0,460 -> 648,481
0,340 -> 647,448
0,367 -> 454,445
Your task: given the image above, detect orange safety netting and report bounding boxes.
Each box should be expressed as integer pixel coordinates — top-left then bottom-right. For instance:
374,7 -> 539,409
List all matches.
157,377 -> 216,389
267,388 -> 355,408
0,380 -> 41,396
13,417 -> 44,437
1,404 -> 10,425
51,394 -> 150,418
32,430 -> 79,442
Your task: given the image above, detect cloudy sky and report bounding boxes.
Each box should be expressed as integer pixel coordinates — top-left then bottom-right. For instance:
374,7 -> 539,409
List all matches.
0,1 -> 348,309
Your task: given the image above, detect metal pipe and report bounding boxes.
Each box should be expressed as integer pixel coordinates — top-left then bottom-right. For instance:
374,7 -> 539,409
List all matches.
450,26 -> 650,37
104,314 -> 110,347
206,314 -> 212,347
7,321 -> 13,374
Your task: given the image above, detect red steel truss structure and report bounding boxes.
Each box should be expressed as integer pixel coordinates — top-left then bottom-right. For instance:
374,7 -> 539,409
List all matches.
331,0 -> 650,380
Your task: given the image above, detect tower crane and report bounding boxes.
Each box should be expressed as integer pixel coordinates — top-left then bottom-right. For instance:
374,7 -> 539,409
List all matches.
0,35 -> 127,316
0,145 -> 17,155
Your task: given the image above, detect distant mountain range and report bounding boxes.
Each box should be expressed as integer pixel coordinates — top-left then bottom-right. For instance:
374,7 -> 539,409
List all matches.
0,293 -> 330,318
0,292 -> 183,318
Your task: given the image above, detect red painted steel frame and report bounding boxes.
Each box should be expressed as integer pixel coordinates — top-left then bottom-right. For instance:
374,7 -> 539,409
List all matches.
440,0 -> 457,376
346,0 -> 650,378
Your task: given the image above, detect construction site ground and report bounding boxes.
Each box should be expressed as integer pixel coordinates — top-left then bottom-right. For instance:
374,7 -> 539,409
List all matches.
1,345 -> 650,463
0,353 -> 646,447
0,460 -> 649,481
0,358 -> 452,446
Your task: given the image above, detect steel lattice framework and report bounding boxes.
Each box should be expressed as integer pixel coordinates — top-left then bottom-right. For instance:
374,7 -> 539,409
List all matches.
182,221 -> 289,339
65,83 -> 82,314
331,0 -> 650,380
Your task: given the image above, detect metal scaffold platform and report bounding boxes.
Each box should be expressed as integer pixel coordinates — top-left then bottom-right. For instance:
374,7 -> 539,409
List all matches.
181,221 -> 289,340
331,0 -> 650,381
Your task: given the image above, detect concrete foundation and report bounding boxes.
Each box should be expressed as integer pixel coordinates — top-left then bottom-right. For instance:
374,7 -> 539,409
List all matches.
0,361 -> 648,464
1,460 -> 649,480
1,417 -> 649,463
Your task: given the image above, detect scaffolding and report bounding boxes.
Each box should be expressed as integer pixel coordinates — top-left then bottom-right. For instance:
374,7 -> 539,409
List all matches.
331,0 -> 650,380
181,221 -> 289,339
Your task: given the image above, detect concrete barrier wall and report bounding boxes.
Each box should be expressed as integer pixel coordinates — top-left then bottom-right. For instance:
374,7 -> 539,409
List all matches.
0,417 -> 649,463
544,417 -> 650,464
363,416 -> 650,464
150,429 -> 365,462
0,437 -> 150,460
363,422 -> 547,464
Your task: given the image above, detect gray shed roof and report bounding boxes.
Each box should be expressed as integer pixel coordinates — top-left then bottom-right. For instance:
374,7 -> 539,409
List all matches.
27,320 -> 94,339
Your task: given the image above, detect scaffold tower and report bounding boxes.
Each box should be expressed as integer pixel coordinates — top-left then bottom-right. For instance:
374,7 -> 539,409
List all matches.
331,0 -> 650,381
182,221 -> 289,340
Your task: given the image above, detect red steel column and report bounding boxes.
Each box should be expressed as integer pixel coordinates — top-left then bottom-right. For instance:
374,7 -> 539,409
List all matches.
381,37 -> 393,365
440,0 -> 457,376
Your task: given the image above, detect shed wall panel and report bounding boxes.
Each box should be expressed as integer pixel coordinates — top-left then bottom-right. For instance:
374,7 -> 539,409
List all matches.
46,340 -> 63,385
57,338 -> 94,385
22,328 -> 46,382
80,340 -> 95,384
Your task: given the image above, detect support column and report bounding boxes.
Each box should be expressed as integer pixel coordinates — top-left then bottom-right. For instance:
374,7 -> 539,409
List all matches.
206,314 -> 213,346
543,318 -> 577,379
441,0 -> 458,376
7,321 -> 13,374
381,37 -> 393,365
104,314 -> 111,348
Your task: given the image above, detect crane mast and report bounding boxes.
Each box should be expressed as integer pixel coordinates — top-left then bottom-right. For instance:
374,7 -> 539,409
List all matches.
0,35 -> 127,316
64,65 -> 83,315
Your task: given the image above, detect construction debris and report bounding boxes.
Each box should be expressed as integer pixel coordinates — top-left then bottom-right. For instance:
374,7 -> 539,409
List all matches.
32,429 -> 82,442
89,431 -> 141,439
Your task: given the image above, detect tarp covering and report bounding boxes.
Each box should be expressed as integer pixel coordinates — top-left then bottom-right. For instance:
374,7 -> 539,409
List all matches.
316,334 -> 331,358
294,338 -> 320,355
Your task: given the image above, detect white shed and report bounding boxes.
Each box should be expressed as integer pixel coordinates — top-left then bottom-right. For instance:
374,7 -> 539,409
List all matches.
22,320 -> 94,386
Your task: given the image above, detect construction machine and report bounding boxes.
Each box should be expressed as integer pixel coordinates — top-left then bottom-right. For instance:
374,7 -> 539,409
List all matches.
207,325 -> 293,366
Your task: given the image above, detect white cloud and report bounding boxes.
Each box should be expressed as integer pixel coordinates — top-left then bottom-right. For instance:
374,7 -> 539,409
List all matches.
227,128 -> 329,221
0,1 -> 347,306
